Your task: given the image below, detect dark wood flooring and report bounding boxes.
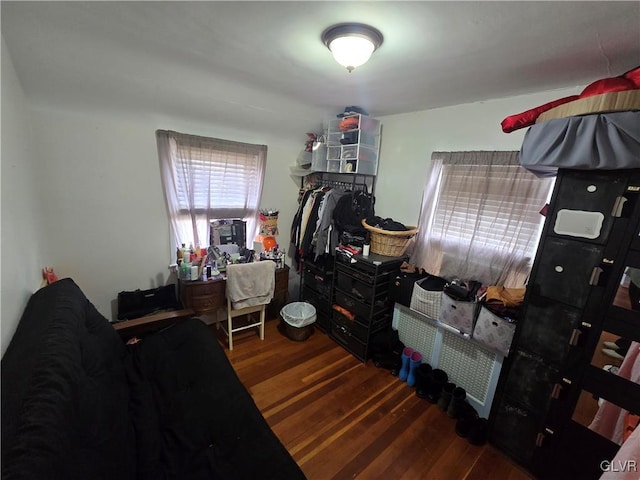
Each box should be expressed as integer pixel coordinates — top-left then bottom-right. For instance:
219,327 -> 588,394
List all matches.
210,318 -> 535,480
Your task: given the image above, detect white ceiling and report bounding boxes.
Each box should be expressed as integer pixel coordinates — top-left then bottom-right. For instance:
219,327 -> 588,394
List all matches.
2,1 -> 639,136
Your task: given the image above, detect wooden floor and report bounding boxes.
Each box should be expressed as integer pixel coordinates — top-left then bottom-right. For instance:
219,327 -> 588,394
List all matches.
209,318 -> 535,480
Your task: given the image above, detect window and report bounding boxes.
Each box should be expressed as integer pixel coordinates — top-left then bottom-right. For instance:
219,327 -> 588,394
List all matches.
156,130 -> 267,252
411,151 -> 554,287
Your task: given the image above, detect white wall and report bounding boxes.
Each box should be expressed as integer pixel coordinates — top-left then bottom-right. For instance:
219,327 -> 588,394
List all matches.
27,107 -> 301,321
374,87 -> 581,226
1,37 -> 50,355
3,46 -> 584,346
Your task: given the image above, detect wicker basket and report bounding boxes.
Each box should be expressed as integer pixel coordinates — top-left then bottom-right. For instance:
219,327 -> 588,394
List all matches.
362,220 -> 419,256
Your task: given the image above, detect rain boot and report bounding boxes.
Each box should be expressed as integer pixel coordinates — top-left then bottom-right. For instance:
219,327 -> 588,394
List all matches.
468,418 -> 489,446
398,347 -> 413,382
414,363 -> 433,399
426,369 -> 448,404
406,351 -> 422,387
455,402 -> 479,438
438,382 -> 456,411
447,387 -> 467,418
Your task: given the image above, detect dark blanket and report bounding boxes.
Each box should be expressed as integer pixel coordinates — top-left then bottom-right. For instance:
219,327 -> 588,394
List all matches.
128,318 -> 306,480
2,279 -> 306,480
1,279 -> 136,480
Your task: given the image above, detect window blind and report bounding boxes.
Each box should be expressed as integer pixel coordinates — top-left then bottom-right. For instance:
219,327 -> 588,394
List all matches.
412,151 -> 554,287
157,130 -> 266,250
432,164 -> 546,259
173,146 -> 262,214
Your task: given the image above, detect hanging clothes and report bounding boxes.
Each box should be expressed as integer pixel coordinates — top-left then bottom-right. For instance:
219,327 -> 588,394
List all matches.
291,188 -> 315,270
301,190 -> 326,259
588,341 -> 640,445
314,188 -> 347,260
290,177 -> 373,270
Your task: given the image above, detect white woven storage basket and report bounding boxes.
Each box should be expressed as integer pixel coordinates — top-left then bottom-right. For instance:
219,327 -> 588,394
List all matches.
410,283 -> 443,319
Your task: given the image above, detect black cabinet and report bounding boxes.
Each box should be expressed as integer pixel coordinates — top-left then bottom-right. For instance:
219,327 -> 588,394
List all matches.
531,238 -> 604,308
330,252 -> 406,362
300,254 -> 334,332
548,170 -> 630,245
490,169 -> 640,479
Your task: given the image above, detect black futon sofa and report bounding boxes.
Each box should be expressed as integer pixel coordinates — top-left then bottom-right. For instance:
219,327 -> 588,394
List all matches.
1,278 -> 306,480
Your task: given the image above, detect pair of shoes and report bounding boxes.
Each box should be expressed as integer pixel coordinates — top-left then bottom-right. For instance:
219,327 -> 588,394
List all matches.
447,387 -> 467,419
467,418 -> 489,445
604,338 -> 631,355
603,364 -> 620,375
414,363 -> 433,399
455,404 -> 488,445
437,383 -> 467,418
414,364 -> 447,402
373,352 -> 402,373
602,348 -> 625,360
398,347 -> 423,387
425,369 -> 448,404
455,402 -> 479,438
438,382 -> 456,411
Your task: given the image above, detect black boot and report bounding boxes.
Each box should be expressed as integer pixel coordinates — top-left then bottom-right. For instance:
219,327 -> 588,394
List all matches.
389,343 -> 404,376
426,369 -> 448,404
414,363 -> 432,399
468,418 -> 489,446
455,402 -> 478,438
437,382 -> 456,411
447,387 -> 467,418
373,352 -> 402,373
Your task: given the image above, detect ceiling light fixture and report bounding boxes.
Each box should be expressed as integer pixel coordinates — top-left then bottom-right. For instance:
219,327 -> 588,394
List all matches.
321,23 -> 383,73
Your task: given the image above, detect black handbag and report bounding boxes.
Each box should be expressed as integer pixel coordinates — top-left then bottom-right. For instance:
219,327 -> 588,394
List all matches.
117,284 -> 180,320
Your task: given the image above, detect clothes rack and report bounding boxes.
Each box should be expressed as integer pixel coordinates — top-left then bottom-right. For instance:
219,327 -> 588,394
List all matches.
292,173 -> 376,306
311,178 -> 369,192
300,172 -> 374,195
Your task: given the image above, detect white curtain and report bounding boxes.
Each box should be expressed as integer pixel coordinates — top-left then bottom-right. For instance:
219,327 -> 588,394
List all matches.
411,151 -> 554,287
156,130 -> 266,252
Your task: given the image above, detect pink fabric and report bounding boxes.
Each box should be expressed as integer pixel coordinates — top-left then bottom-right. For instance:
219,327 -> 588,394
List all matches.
589,342 -> 640,445
600,423 -> 640,480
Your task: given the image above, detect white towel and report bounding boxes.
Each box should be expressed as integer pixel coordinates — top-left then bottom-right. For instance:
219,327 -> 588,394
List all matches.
226,261 -> 276,310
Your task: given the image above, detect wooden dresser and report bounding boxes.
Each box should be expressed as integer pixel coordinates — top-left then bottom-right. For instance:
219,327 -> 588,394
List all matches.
179,276 -> 227,315
114,264 -> 290,339
180,264 -> 290,316
270,265 -> 290,316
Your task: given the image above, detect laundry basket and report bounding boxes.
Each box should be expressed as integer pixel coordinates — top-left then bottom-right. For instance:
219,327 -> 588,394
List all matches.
362,219 -> 419,256
280,302 -> 317,341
